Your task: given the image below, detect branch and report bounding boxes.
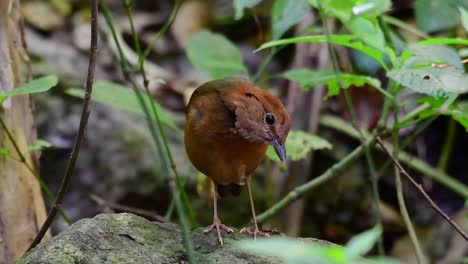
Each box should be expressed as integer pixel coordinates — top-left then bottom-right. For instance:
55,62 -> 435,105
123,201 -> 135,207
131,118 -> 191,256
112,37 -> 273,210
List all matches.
257,136 -> 376,224
26,0 -> 99,252
376,137 -> 468,242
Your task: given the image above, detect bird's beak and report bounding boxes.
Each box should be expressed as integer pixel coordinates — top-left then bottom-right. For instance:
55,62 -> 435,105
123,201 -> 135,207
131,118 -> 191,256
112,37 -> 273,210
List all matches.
271,137 -> 287,165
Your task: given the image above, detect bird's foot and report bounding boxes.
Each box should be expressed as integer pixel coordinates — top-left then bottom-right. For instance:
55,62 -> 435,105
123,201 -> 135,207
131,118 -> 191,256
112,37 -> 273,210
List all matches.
240,227 -> 270,240
204,218 -> 233,245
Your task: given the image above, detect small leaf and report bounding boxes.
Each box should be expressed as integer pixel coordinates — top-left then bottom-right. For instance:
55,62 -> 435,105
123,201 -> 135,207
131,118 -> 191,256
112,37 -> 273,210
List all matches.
345,225 -> 382,260
459,7 -> 468,32
418,37 -> 468,46
266,130 -> 332,162
233,0 -> 262,20
0,75 -> 58,98
257,35 -> 387,69
187,30 -> 248,79
281,69 -> 389,98
0,148 -> 13,158
236,237 -> 345,263
28,139 -> 52,152
387,67 -> 468,98
347,17 -> 386,51
271,0 -> 310,40
66,81 -> 180,131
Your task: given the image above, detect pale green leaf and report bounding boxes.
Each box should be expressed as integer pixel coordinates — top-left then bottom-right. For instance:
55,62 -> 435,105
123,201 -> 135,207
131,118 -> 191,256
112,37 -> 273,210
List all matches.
236,237 -> 345,263
347,17 -> 385,51
403,44 -> 463,70
351,0 -> 391,16
233,0 -> 262,20
387,67 -> 468,98
266,130 -> 332,162
281,69 -> 389,98
0,75 -> 58,104
459,7 -> 468,32
65,81 -> 179,131
345,225 -> 382,259
28,139 -> 52,152
414,0 -> 468,33
187,30 -> 247,79
257,35 -> 387,69
272,0 -> 310,40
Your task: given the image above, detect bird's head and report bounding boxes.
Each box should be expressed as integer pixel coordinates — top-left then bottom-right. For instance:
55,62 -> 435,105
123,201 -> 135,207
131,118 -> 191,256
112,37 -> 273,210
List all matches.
220,78 -> 292,164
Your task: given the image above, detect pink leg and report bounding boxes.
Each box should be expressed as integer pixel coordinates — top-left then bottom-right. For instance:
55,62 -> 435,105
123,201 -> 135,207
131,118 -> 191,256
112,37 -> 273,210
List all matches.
204,184 -> 233,245
240,176 -> 270,239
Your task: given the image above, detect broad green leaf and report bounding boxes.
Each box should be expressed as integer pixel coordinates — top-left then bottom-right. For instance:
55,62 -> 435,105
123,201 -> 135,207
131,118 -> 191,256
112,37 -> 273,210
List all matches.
28,139 -> 52,152
460,7 -> 468,32
233,0 -> 262,20
0,75 -> 58,104
266,130 -> 332,162
236,237 -> 345,263
281,69 -> 389,98
271,0 -> 310,40
257,35 -> 387,69
414,0 -> 468,33
187,30 -> 247,79
0,148 -> 13,158
347,16 -> 385,51
403,44 -> 463,70
388,67 -> 468,98
66,81 -> 179,131
345,225 -> 382,259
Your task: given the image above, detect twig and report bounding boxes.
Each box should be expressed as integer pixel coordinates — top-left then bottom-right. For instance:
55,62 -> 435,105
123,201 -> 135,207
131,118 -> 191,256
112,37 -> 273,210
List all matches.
431,58 -> 468,68
257,136 -> 376,224
100,1 -> 195,262
26,0 -> 98,252
376,137 -> 468,242
320,115 -> 468,198
90,195 -> 168,223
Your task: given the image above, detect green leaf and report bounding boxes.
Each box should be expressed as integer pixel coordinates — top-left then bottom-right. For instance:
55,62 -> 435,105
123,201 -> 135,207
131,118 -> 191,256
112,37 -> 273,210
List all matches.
351,0 -> 392,17
257,35 -> 387,69
266,130 -> 332,162
387,67 -> 468,98
414,0 -> 468,33
187,30 -> 248,79
0,147 -> 13,158
281,69 -> 389,98
271,0 -> 310,40
233,0 -> 262,20
0,75 -> 58,104
460,7 -> 468,32
347,17 -> 386,51
28,139 -> 52,152
65,81 -> 180,131
404,44 -> 463,70
418,37 -> 468,46
452,101 -> 468,131
236,237 -> 345,263
345,225 -> 382,259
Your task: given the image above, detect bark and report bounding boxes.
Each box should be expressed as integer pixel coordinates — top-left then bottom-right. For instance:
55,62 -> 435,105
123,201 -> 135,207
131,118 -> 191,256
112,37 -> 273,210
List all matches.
0,0 -> 48,262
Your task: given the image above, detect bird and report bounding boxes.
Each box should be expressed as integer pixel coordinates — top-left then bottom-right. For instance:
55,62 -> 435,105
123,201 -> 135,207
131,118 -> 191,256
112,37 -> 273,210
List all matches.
184,77 -> 291,245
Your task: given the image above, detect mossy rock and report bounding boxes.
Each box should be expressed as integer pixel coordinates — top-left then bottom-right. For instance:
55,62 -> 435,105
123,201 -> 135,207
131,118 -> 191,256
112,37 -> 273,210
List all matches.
19,213 -> 286,263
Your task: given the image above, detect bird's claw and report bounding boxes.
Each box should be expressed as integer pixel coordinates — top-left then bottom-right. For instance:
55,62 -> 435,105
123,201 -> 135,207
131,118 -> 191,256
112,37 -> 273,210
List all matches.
204,218 -> 233,245
240,227 -> 270,239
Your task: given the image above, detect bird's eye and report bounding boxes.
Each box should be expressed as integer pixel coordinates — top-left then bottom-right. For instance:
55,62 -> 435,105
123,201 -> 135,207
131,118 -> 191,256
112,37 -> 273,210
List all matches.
264,113 -> 275,125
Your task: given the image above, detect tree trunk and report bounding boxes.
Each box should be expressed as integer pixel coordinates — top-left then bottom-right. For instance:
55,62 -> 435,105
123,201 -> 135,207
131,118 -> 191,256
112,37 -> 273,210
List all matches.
0,0 -> 48,262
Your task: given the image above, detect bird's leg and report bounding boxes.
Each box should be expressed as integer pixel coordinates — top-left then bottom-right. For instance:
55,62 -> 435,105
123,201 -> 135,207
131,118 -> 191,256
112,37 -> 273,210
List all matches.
240,176 -> 270,239
204,184 -> 233,245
